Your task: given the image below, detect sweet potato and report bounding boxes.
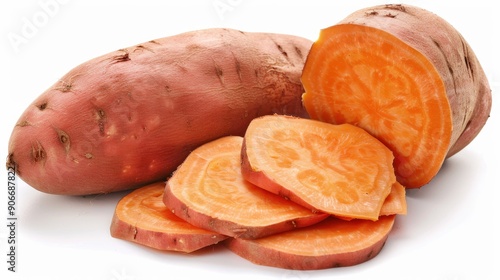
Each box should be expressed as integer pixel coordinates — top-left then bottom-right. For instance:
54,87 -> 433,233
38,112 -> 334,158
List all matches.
225,215 -> 396,270
379,182 -> 407,216
241,115 -> 396,221
301,4 -> 492,188
163,136 -> 328,239
110,182 -> 228,253
6,28 -> 312,195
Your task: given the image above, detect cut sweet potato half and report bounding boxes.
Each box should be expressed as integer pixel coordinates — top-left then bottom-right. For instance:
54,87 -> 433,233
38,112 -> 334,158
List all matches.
163,136 -> 328,239
301,4 -> 492,189
110,182 -> 228,253
241,115 -> 396,221
225,215 -> 396,270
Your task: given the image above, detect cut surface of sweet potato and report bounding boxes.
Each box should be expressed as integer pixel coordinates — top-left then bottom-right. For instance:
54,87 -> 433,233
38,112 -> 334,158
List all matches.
163,136 -> 328,239
302,5 -> 492,189
110,182 -> 228,253
241,115 -> 396,221
302,23 -> 451,189
225,215 -> 396,270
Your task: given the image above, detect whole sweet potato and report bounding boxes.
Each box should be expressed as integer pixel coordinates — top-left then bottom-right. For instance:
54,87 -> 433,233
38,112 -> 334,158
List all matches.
6,28 -> 311,195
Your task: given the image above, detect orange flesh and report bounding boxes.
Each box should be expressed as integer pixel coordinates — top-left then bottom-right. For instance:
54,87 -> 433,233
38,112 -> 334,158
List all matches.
243,115 -> 395,221
337,181 -> 407,221
380,182 -> 407,216
302,24 -> 452,188
166,136 -> 326,228
114,182 -> 219,235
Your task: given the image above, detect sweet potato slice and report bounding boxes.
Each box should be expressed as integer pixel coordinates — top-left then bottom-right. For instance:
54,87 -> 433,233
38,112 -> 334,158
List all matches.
241,115 -> 396,221
225,215 -> 396,270
301,4 -> 492,189
163,136 -> 328,239
110,182 -> 227,253
380,182 -> 407,216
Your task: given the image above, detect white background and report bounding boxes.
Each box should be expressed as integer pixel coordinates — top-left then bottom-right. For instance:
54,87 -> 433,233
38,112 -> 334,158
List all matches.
1,1 -> 499,279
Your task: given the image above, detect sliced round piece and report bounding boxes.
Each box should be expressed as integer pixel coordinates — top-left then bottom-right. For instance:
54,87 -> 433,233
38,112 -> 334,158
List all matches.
225,215 -> 396,270
242,115 -> 396,221
110,182 -> 228,253
163,136 -> 328,239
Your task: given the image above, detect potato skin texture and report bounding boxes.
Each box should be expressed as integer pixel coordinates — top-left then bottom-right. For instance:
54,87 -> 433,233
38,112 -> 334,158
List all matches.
338,4 -> 492,157
6,28 -> 312,195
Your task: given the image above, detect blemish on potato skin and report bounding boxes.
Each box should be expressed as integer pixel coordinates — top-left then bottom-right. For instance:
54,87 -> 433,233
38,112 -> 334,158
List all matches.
366,249 -> 375,260
55,74 -> 82,93
37,102 -> 48,111
365,10 -> 379,16
461,40 -> 474,80
6,153 -> 17,172
57,80 -> 74,92
55,128 -> 71,154
274,42 -> 288,58
31,141 -> 46,163
294,46 -> 304,60
133,45 -> 155,53
99,122 -> 105,136
274,41 -> 292,64
132,226 -> 138,240
234,57 -> 242,82
16,120 -> 32,127
95,108 -> 107,136
365,10 -> 396,18
181,204 -> 191,218
214,61 -> 224,86
110,49 -> 131,64
97,109 -> 105,119
432,38 -> 458,95
384,4 -> 406,12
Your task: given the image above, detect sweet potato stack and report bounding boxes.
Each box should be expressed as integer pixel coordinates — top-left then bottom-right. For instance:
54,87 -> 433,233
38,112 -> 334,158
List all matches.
7,3 -> 491,271
109,4 -> 491,270
111,116 -> 408,270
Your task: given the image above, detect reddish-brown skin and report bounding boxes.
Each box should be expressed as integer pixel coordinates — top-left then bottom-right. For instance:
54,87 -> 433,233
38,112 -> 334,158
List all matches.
110,211 -> 228,253
337,4 -> 492,157
6,28 -> 312,195
111,214 -> 228,253
163,180 -> 328,240
224,215 -> 395,270
109,182 -> 228,253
